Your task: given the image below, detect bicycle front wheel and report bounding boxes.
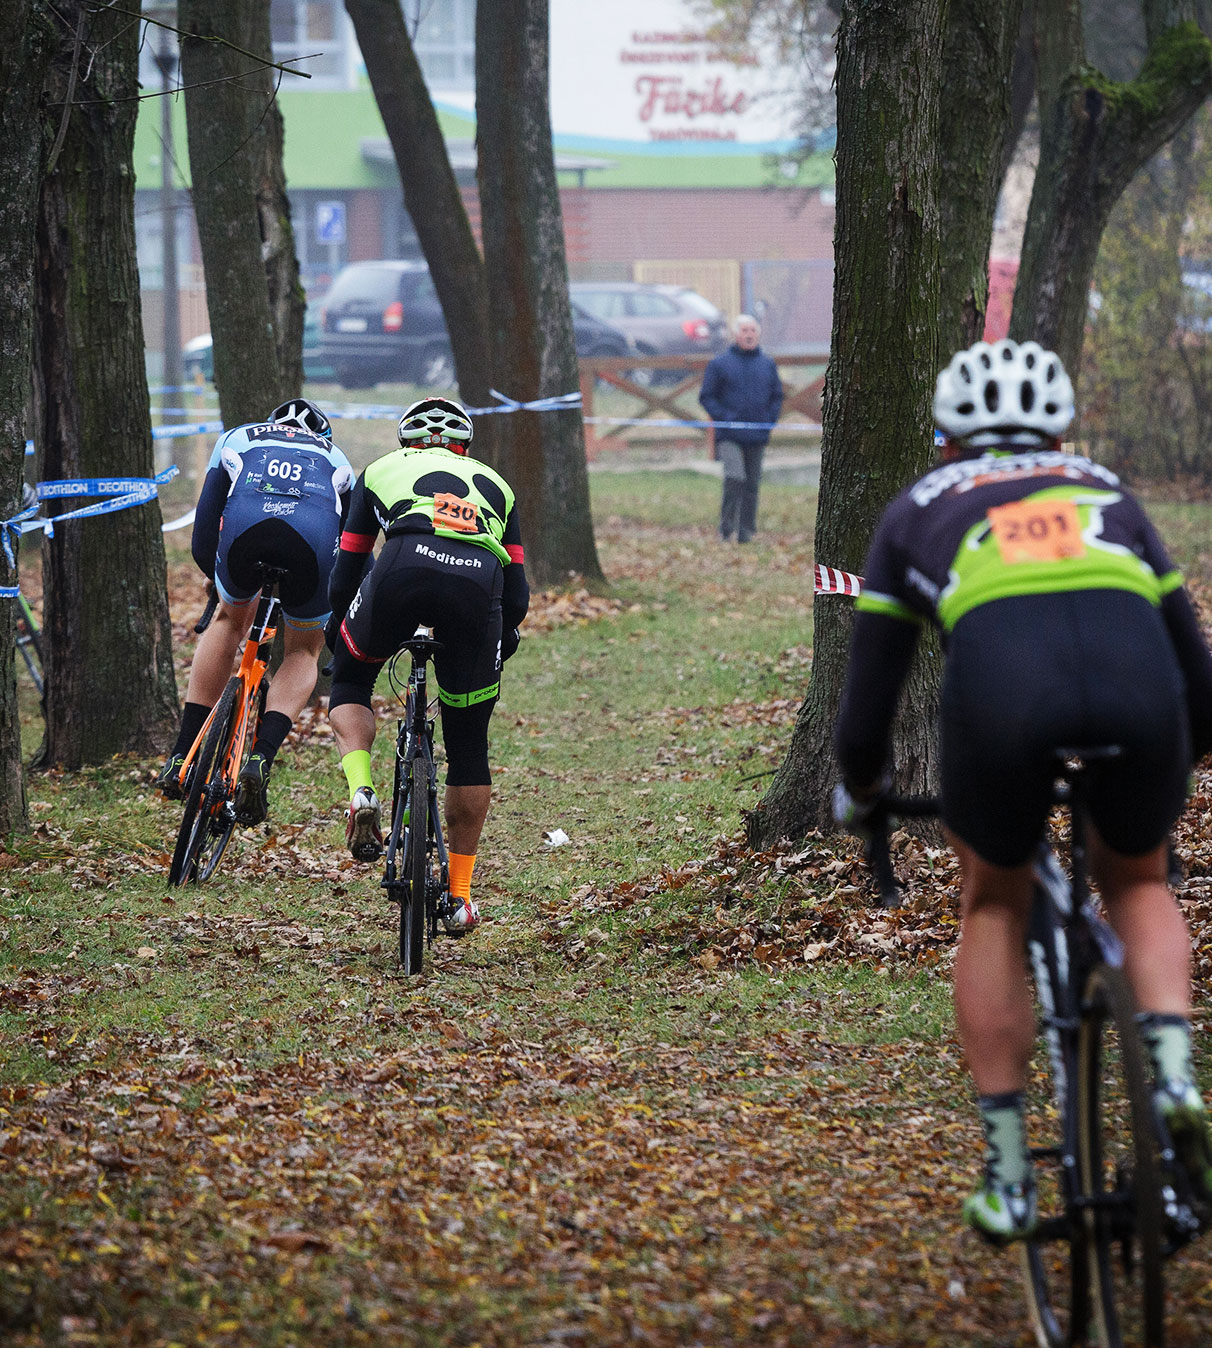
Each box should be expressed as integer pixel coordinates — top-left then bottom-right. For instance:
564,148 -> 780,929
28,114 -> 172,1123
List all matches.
399,755 -> 429,974
169,678 -> 239,886
1020,890 -> 1090,1347
1078,963 -> 1166,1348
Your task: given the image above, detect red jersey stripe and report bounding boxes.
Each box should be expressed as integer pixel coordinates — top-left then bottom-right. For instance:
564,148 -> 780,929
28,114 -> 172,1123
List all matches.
505,544 -> 525,564
340,530 -> 376,554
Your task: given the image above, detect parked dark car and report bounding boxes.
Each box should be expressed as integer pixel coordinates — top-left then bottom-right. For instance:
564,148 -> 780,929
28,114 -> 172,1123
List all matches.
569,281 -> 729,381
315,258 -> 636,390
570,300 -> 635,360
182,309 -> 333,384
317,260 -> 453,390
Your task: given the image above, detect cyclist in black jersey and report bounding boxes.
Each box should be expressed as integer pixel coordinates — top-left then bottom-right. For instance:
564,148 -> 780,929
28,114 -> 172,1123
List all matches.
832,339 -> 1212,1241
325,397 -> 529,933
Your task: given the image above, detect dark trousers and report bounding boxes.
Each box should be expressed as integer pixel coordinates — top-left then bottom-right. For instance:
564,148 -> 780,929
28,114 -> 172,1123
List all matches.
717,439 -> 765,540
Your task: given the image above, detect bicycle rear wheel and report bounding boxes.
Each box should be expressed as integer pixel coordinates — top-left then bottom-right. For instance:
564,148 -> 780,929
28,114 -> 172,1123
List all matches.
1078,963 -> 1166,1348
399,755 -> 429,974
168,678 -> 239,886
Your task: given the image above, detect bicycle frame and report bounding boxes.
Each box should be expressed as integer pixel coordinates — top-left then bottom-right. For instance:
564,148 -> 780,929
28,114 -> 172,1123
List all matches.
174,586 -> 279,800
166,571 -> 284,886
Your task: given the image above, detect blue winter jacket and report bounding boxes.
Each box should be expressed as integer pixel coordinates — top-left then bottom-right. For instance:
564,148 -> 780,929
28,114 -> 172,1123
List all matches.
699,345 -> 784,448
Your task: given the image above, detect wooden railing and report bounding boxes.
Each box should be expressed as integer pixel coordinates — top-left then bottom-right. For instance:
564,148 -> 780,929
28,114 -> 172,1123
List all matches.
577,354 -> 825,459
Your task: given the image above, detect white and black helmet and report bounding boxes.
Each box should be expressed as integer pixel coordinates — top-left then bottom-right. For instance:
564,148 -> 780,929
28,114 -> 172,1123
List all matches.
397,397 -> 474,454
268,398 -> 332,439
934,339 -> 1074,445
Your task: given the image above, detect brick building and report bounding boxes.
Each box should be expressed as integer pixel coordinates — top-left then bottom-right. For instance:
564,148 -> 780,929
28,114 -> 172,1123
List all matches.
134,0 -> 836,361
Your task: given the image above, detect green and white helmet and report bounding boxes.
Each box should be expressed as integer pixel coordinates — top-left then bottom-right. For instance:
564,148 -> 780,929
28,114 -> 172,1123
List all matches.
396,397 -> 474,454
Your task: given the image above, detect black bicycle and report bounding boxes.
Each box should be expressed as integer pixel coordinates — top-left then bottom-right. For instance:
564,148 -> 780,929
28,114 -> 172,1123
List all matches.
382,630 -> 450,974
867,750 -> 1205,1348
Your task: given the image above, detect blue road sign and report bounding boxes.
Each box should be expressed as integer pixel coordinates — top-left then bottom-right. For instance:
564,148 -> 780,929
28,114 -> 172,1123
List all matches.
315,200 -> 346,246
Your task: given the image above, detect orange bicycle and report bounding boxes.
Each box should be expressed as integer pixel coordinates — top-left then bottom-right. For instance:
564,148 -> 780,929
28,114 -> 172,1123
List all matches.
166,564 -> 286,886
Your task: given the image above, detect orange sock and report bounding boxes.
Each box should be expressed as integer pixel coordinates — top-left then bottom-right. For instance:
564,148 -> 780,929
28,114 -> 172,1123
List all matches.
448,851 -> 476,901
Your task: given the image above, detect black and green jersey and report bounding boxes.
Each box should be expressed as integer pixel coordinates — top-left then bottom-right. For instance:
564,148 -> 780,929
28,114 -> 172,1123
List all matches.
328,445 -> 528,636
856,450 -> 1183,633
355,447 -> 517,564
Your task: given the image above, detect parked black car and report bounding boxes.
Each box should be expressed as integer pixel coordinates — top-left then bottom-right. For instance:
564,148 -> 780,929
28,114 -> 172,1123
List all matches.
316,259 -> 636,390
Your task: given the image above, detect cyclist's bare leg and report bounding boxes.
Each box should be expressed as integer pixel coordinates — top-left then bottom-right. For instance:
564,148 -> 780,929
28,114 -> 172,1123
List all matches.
184,596 -> 258,706
329,702 -> 376,762
1088,834 -> 1191,1017
445,784 -> 491,857
949,834 -> 1036,1095
267,624 -> 326,723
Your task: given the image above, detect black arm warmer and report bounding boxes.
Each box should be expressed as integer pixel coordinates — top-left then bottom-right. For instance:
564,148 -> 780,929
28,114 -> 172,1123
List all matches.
1162,587 -> 1212,761
834,610 -> 922,791
190,467 -> 230,579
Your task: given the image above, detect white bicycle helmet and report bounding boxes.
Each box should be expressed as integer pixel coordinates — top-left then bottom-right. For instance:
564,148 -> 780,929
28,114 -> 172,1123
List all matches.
397,397 -> 474,454
934,339 -> 1074,445
268,398 -> 332,439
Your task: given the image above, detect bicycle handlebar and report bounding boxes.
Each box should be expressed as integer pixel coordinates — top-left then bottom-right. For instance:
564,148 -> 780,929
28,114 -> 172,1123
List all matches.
194,588 -> 219,635
863,795 -> 938,910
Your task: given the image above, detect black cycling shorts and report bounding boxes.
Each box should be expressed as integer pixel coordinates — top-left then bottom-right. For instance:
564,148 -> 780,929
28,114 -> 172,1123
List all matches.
329,534 -> 504,786
215,495 -> 338,628
940,589 -> 1190,867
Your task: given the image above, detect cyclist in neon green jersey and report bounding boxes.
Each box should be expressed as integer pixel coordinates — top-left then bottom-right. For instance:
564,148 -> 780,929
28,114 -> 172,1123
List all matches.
832,339 -> 1212,1241
325,398 -> 528,933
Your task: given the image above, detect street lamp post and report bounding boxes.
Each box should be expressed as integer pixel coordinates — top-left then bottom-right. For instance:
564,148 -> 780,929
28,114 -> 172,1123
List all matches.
152,18 -> 182,393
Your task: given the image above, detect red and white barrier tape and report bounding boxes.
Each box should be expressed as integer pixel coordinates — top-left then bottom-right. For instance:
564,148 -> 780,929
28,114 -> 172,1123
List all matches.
813,564 -> 863,596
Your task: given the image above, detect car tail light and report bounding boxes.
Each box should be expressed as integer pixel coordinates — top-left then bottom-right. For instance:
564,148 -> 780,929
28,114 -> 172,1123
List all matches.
383,301 -> 404,333
683,318 -> 711,341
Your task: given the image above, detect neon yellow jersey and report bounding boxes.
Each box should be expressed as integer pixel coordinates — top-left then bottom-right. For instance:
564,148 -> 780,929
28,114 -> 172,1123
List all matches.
361,447 -> 516,566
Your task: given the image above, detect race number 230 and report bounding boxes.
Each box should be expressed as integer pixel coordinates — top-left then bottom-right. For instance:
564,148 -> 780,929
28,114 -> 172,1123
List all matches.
434,493 -> 480,534
986,498 -> 1086,565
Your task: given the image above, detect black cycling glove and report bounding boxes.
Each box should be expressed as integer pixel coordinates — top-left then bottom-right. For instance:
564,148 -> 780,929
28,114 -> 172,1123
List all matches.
501,627 -> 521,661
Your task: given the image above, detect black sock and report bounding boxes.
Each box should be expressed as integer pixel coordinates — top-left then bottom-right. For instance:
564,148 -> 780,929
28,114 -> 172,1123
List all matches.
172,701 -> 210,757
250,711 -> 293,768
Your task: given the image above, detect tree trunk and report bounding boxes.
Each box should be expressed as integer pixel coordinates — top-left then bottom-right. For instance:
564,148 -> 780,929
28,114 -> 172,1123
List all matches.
748,0 -> 948,846
32,0 -> 178,770
180,0 -> 297,427
0,0 -> 54,832
475,0 -> 603,587
254,15 -> 305,400
940,0 -> 1028,348
345,0 -> 495,453
1010,7 -> 1212,373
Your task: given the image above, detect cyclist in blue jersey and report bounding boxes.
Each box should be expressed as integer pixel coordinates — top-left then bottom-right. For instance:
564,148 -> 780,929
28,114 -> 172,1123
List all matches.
157,399 -> 354,824
832,340 -> 1212,1241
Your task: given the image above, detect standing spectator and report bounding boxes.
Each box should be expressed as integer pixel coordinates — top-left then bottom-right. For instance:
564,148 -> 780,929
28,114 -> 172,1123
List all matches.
699,314 -> 784,542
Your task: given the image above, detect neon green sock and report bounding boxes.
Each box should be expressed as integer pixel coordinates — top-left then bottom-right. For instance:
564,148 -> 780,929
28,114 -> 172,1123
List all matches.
340,749 -> 374,801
